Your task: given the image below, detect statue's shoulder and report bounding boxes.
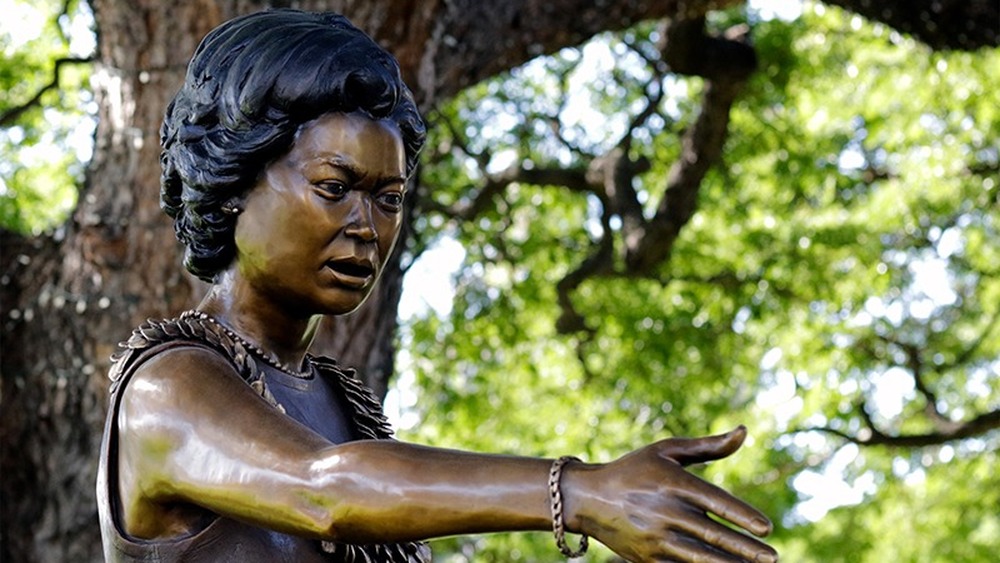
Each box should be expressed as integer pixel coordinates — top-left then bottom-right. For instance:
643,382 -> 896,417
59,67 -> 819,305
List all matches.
108,314 -> 279,408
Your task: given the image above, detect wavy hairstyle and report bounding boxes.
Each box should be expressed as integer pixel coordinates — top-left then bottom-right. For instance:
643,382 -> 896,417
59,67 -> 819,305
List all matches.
160,9 -> 426,282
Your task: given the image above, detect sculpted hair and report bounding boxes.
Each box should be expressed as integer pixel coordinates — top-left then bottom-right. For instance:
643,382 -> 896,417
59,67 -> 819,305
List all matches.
160,9 -> 426,282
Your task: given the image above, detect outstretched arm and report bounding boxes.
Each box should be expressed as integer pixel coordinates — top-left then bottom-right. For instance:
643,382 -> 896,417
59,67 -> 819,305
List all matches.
117,347 -> 776,562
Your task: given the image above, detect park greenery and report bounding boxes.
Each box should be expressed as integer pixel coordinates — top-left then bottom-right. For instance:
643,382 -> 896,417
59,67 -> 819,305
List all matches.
2,1 -> 997,561
396,5 -> 999,561
0,0 -> 93,234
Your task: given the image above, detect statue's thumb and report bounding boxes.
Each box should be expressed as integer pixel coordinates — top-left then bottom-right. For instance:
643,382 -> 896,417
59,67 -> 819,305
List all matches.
658,425 -> 747,466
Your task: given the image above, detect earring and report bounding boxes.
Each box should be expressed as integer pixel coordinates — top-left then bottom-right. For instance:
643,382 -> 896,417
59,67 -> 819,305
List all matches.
222,200 -> 243,215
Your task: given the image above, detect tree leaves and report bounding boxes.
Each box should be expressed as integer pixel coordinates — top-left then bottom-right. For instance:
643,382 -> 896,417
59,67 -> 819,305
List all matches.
403,4 -> 999,560
0,0 -> 93,235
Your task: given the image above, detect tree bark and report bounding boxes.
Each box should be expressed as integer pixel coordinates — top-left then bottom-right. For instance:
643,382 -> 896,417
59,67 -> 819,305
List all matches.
824,0 -> 998,51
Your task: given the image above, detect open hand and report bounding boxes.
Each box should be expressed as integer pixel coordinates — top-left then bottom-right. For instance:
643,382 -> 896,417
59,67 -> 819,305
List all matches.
562,426 -> 778,562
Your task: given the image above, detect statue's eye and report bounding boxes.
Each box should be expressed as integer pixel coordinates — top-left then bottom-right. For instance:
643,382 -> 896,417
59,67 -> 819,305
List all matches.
376,191 -> 404,212
316,181 -> 349,199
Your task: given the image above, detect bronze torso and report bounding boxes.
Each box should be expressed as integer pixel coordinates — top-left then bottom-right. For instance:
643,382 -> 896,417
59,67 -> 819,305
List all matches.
97,314 -> 431,563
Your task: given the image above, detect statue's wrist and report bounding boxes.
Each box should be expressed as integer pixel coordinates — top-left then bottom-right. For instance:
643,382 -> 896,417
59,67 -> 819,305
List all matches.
558,459 -> 599,536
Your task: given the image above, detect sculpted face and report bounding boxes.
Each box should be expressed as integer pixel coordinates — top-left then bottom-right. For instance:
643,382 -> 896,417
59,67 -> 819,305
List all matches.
233,112 -> 407,316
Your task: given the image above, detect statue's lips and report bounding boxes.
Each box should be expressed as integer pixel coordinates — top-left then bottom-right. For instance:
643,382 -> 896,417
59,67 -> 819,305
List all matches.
325,258 -> 375,288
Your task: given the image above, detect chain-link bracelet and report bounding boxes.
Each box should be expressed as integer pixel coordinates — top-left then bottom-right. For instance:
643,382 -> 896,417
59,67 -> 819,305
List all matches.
549,456 -> 589,558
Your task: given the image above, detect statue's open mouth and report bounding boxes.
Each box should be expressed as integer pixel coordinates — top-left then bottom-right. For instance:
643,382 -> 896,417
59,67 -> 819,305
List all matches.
326,259 -> 375,286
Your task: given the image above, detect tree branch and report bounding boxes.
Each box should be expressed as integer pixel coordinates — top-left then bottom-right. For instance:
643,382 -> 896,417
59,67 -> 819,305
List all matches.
874,333 -> 960,433
418,0 -> 743,103
0,57 -> 93,128
556,210 -> 615,334
946,305 -> 1000,369
822,0 -> 999,51
800,407 -> 1000,448
430,108 -> 492,170
554,57 -> 667,333
659,17 -> 757,82
625,18 -> 756,274
427,164 -> 595,221
549,17 -> 758,328
546,58 -> 592,160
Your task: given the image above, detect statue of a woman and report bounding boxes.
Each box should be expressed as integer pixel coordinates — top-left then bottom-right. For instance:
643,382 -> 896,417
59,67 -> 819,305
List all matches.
97,9 -> 778,563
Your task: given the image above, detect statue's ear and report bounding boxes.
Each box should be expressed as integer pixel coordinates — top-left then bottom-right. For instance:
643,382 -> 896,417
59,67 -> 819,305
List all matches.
222,197 -> 244,216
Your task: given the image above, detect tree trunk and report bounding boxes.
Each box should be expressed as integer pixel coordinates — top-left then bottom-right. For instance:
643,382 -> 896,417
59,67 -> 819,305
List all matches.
1,2 -> 215,560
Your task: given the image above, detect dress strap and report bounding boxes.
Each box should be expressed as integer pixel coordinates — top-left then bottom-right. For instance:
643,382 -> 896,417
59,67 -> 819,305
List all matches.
310,356 -> 395,441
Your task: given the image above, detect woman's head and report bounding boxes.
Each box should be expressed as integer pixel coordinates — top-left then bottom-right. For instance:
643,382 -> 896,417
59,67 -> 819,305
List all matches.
161,9 -> 425,282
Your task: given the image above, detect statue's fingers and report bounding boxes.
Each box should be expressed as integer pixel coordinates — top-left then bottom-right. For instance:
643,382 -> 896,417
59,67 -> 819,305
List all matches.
672,509 -> 778,562
654,530 -> 745,563
675,476 -> 773,538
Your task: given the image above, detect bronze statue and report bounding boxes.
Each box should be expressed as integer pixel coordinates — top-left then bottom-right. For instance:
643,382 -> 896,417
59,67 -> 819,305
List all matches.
97,10 -> 778,563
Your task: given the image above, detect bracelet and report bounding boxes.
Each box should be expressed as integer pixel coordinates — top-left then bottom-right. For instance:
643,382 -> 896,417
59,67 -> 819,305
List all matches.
549,456 -> 589,558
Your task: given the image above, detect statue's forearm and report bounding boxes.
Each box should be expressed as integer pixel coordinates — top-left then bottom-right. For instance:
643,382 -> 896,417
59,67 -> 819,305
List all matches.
307,440 -> 556,542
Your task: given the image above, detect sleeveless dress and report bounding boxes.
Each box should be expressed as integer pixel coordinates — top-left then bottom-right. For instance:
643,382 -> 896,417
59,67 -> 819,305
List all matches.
96,314 -> 432,562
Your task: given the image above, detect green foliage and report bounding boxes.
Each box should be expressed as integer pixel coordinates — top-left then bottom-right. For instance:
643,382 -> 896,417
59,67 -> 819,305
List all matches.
0,0 -> 94,234
402,3 -> 999,561
781,448 -> 1000,562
